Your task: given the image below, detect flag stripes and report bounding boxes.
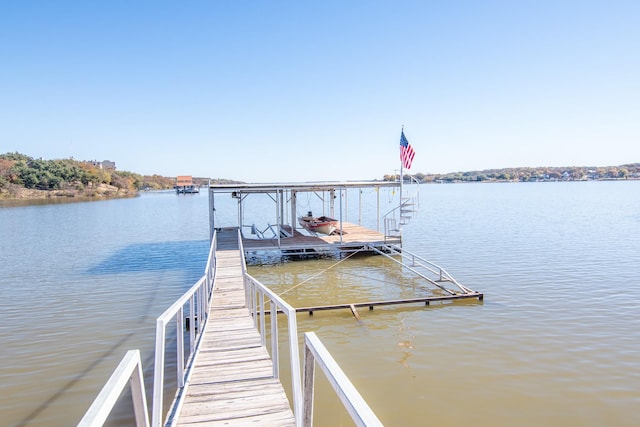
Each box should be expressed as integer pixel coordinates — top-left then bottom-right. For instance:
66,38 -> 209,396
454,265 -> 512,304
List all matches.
400,130 -> 415,169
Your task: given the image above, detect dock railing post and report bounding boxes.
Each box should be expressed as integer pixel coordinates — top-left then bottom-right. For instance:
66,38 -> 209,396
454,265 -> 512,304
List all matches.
303,342 -> 315,427
78,350 -> 150,427
302,332 -> 383,427
243,273 -> 304,426
189,295 -> 195,354
376,186 -> 380,232
260,293 -> 266,346
176,307 -> 184,388
150,275 -> 212,427
270,300 -> 279,378
151,320 -> 165,427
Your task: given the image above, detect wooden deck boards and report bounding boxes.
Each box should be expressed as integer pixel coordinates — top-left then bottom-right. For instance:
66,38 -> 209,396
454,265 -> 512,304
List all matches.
241,221 -> 400,252
174,234 -> 295,426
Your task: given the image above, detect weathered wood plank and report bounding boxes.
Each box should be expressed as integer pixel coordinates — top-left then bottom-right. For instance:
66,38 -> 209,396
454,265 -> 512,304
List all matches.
178,407 -> 295,426
241,221 -> 399,252
172,240 -> 295,427
196,347 -> 269,366
184,377 -> 285,399
179,397 -> 291,419
189,362 -> 273,385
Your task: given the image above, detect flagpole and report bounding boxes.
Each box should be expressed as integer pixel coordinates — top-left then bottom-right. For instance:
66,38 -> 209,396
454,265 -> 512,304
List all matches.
399,126 -> 404,207
400,160 -> 403,205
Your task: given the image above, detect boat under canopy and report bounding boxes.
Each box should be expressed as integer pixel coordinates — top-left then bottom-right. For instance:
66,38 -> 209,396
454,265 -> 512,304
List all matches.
207,180 -> 405,257
298,212 -> 338,235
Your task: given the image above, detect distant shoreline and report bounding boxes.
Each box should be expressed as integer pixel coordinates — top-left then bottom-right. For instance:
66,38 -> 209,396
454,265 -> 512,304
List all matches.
2,177 -> 637,206
0,183 -> 138,202
421,177 -> 639,184
384,163 -> 640,184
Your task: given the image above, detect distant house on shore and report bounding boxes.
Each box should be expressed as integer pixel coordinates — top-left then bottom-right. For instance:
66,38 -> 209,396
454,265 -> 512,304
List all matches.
587,170 -> 599,180
175,175 -> 199,194
88,160 -> 116,170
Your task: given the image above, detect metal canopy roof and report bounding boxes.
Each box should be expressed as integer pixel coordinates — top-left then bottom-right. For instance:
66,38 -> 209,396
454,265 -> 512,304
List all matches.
208,180 -> 400,193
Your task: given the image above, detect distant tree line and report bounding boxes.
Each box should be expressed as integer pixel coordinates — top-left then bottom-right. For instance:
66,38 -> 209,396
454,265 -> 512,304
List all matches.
0,152 -> 176,193
383,164 -> 640,183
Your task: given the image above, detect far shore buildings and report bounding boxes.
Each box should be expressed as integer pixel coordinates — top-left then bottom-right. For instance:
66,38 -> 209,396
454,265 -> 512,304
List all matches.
88,160 -> 116,170
175,175 -> 199,194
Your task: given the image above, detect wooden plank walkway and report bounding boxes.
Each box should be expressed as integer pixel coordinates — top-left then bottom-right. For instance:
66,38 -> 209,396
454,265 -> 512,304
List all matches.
242,221 -> 400,252
174,229 -> 296,426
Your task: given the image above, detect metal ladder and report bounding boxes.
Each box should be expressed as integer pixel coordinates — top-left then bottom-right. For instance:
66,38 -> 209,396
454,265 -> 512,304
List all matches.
367,244 -> 475,295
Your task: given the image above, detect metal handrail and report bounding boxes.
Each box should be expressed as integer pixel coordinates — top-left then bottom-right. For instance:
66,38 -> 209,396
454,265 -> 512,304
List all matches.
382,195 -> 417,238
380,244 -> 473,294
381,197 -> 411,222
83,228 -> 382,427
150,231 -> 217,427
238,230 -> 304,426
303,332 -> 383,427
382,176 -> 420,222
78,350 -> 150,427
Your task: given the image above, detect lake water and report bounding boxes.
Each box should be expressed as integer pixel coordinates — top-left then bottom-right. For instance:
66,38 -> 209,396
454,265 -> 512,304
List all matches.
1,181 -> 638,426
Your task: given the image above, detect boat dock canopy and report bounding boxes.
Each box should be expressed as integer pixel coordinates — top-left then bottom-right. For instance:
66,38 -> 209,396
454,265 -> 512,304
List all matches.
207,180 -> 400,193
208,180 -> 402,257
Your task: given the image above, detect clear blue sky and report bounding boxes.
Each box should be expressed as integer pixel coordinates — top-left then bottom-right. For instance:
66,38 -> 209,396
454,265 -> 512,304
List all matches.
2,1 -> 638,182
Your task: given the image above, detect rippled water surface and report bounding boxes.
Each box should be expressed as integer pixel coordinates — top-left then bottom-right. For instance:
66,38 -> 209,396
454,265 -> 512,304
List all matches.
1,182 -> 639,426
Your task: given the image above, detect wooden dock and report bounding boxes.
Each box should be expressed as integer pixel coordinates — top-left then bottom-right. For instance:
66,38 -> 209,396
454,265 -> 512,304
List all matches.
208,181 -> 405,257
81,181 -> 481,426
172,229 -> 296,426
241,221 -> 400,255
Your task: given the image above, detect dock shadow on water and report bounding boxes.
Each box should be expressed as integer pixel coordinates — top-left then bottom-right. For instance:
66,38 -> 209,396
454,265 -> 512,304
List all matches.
13,240 -> 209,427
88,240 -> 209,278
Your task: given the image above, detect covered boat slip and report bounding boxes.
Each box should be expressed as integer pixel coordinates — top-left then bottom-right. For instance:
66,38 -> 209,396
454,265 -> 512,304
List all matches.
208,181 -> 403,256
237,222 -> 399,256
207,180 -> 483,307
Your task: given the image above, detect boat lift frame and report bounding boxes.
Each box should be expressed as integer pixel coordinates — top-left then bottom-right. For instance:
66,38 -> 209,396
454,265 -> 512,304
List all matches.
207,181 -> 483,309
290,244 -> 483,316
208,181 -> 401,245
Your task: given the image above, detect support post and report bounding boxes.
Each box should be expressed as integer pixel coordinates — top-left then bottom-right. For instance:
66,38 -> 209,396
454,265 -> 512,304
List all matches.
152,321 -> 165,427
208,186 -> 215,242
344,187 -> 348,222
270,301 -> 279,378
303,343 -> 316,427
329,189 -> 335,218
349,304 -> 360,320
276,190 -> 281,248
176,307 -> 184,388
358,189 -> 362,225
291,190 -> 297,231
339,189 -> 343,244
376,186 -> 380,232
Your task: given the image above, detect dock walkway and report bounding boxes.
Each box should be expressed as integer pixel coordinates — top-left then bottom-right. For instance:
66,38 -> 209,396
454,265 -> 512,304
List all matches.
241,221 -> 400,255
173,229 -> 295,426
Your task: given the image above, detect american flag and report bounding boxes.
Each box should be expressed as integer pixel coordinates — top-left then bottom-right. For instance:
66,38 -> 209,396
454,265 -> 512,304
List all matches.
400,130 -> 415,169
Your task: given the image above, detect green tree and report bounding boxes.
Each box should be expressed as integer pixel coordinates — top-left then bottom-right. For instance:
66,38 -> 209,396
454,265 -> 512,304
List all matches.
21,170 -> 38,188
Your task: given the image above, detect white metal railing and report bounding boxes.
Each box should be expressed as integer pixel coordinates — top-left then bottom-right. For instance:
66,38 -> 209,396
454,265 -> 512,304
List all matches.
383,217 -> 400,239
78,350 -> 150,427
303,332 -> 383,427
377,244 -> 473,295
238,229 -> 304,426
82,228 -> 384,427
382,195 -> 417,238
150,231 -> 217,427
242,223 -> 288,240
